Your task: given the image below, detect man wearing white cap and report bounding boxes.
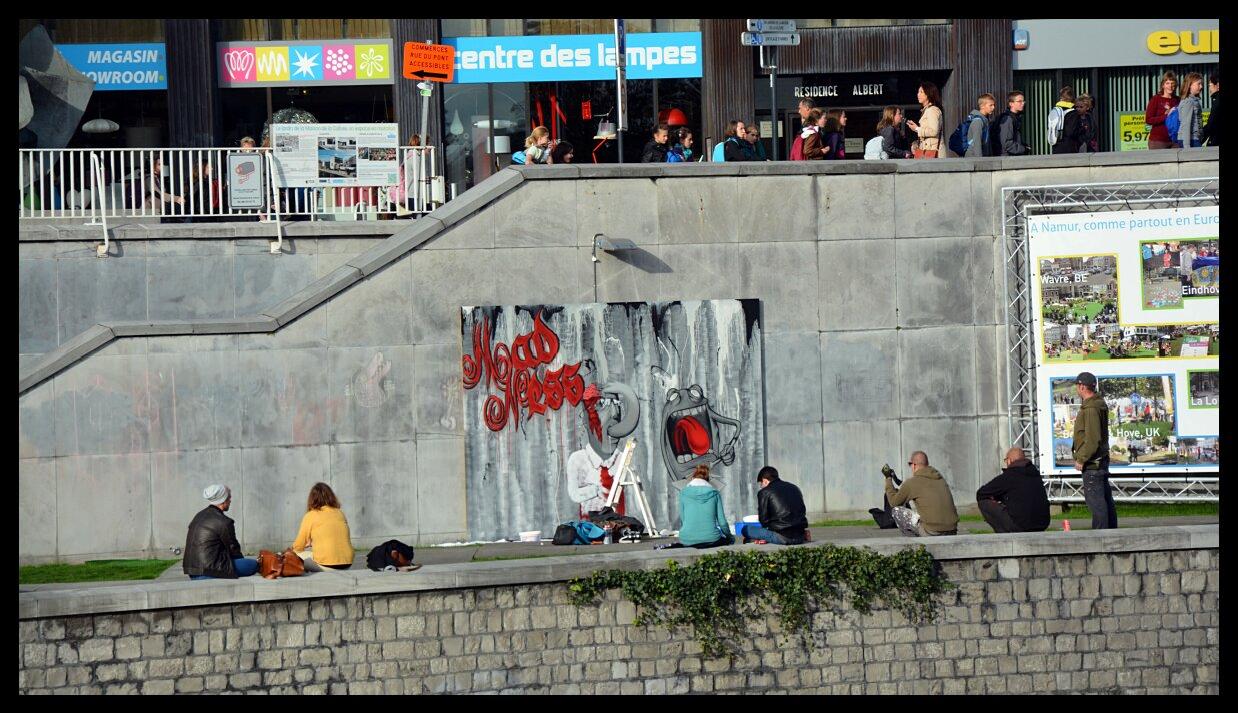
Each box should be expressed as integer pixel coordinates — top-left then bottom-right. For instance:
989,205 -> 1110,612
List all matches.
183,484 -> 259,579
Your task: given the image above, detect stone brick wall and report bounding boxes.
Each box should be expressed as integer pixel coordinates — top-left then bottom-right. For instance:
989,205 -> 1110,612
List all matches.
18,548 -> 1218,694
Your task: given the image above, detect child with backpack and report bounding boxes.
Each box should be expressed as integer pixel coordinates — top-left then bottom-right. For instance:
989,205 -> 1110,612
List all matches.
1047,86 -> 1083,154
1145,71 -> 1180,150
949,93 -> 996,157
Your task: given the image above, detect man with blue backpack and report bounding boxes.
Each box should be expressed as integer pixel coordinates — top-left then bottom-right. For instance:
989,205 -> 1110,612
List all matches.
948,93 -> 996,157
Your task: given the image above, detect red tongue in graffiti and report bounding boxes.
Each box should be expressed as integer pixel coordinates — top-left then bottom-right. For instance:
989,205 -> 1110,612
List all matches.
673,417 -> 710,456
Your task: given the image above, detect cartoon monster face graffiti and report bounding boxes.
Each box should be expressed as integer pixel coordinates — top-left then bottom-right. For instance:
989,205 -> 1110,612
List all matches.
660,384 -> 741,481
582,381 -> 640,459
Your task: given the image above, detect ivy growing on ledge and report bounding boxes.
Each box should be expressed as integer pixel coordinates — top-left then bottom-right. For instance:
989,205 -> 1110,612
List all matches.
567,545 -> 954,658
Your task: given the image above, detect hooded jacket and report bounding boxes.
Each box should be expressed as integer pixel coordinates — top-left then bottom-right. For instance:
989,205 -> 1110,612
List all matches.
964,110 -> 991,157
976,458 -> 1050,532
885,466 -> 959,534
183,505 -> 244,579
992,110 -> 1026,156
801,125 -> 826,160
678,481 -> 731,546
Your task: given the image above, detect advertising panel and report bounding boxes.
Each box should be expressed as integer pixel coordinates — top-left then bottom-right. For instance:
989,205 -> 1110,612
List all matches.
226,153 -> 264,209
217,39 -> 394,87
443,32 -> 702,84
269,123 -> 398,188
56,43 -> 167,90
1029,207 -> 1219,474
1115,111 -> 1210,151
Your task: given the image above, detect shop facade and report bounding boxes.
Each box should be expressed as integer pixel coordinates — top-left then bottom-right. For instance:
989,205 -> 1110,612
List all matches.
1012,19 -> 1219,154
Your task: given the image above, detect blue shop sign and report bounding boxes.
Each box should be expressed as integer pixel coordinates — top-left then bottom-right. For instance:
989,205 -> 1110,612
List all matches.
443,32 -> 702,84
57,43 -> 168,90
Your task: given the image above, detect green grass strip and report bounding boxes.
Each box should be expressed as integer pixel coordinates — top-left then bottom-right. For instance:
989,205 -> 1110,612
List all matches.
20,558 -> 179,585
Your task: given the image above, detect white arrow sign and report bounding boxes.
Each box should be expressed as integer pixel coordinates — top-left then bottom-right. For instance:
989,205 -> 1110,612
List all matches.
740,32 -> 801,46
746,19 -> 796,33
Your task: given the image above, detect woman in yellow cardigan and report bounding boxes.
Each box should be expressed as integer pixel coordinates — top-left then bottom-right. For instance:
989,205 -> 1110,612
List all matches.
292,483 -> 355,571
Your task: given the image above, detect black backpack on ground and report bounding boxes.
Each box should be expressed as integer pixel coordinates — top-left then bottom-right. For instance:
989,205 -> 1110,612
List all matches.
365,539 -> 415,571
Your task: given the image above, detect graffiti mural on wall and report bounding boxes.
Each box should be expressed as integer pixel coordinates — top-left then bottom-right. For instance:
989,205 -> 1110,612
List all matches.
460,299 -> 765,541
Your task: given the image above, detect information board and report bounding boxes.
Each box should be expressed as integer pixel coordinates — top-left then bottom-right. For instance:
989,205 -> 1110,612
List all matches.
1116,110 -> 1210,151
269,123 -> 398,188
1028,207 -> 1219,474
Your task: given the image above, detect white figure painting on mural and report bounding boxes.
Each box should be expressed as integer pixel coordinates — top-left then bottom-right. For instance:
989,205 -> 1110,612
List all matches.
565,382 -> 639,517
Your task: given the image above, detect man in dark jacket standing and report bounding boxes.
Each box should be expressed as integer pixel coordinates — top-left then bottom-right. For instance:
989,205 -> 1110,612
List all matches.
976,447 -> 1050,533
183,485 -> 258,579
1201,73 -> 1220,147
640,123 -> 670,163
742,466 -> 810,545
1072,372 -> 1117,529
991,91 -> 1029,156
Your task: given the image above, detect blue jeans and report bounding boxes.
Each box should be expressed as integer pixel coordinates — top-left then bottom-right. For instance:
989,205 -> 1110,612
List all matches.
191,557 -> 259,580
1082,467 -> 1118,530
742,525 -> 805,545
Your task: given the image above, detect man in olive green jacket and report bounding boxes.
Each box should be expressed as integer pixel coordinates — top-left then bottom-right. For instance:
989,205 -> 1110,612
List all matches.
885,451 -> 959,537
1071,372 -> 1117,529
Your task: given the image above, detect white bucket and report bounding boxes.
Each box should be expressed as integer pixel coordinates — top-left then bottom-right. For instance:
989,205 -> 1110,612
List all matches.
519,530 -> 541,543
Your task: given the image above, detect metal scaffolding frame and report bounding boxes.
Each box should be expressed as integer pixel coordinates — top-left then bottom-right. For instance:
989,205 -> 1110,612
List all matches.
1000,176 -> 1220,502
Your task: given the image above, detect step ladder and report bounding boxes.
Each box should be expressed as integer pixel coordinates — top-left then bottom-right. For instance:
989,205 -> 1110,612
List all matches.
604,438 -> 659,535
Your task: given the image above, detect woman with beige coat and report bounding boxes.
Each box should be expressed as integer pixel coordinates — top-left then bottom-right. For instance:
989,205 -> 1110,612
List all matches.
906,82 -> 944,158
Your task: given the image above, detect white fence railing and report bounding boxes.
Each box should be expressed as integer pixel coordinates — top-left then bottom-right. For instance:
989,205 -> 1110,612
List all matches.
18,146 -> 440,223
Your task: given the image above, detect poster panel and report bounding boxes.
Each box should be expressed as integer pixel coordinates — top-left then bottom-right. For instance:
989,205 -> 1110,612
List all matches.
226,153 -> 264,209
1029,207 -> 1219,474
269,123 -> 398,188
460,300 -> 765,541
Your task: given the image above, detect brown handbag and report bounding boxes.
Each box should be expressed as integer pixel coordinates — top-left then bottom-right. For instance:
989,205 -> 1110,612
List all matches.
257,549 -> 306,579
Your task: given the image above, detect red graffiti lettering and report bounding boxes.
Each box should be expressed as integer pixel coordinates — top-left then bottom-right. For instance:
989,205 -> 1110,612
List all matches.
462,311 -> 585,432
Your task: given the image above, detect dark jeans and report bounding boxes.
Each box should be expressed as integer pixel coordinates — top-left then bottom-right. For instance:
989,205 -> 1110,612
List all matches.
190,557 -> 259,580
978,499 -> 1022,534
322,563 -> 352,570
741,525 -> 805,545
1082,466 -> 1118,529
668,535 -> 735,550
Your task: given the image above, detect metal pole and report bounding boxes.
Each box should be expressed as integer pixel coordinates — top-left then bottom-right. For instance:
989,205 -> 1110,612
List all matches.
769,46 -> 778,160
614,19 -> 626,163
420,40 -> 432,146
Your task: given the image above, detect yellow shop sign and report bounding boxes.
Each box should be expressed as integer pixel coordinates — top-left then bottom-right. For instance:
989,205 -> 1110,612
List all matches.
1146,29 -> 1220,56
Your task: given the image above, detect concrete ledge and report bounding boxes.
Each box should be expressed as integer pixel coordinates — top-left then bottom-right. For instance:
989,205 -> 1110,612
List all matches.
18,325 -> 113,393
1176,147 -> 1221,162
427,169 -> 523,229
261,265 -> 363,326
189,315 -> 279,335
107,320 -> 200,337
16,525 -> 1216,619
344,215 -> 444,275
18,220 -> 410,242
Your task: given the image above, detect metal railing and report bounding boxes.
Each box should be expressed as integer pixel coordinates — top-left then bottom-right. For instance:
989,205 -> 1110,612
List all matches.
18,146 -> 440,224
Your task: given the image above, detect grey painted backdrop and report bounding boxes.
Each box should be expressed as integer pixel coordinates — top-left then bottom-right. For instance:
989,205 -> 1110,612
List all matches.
17,152 -> 1216,562
460,300 -> 765,540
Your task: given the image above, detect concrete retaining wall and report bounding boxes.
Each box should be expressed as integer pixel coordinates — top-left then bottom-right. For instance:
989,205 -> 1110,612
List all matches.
16,526 -> 1220,694
17,151 -> 1218,562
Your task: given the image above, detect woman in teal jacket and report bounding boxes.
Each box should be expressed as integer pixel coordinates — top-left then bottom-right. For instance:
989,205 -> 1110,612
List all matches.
677,465 -> 735,548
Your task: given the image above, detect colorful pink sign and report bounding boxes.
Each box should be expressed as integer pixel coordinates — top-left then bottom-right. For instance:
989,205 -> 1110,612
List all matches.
322,45 -> 355,80
221,46 -> 255,83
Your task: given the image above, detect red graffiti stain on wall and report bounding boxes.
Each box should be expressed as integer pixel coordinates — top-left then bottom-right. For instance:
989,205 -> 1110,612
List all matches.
462,312 -> 586,432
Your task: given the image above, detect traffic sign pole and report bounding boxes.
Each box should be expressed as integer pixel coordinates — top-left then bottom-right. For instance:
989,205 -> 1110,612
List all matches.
768,46 -> 778,161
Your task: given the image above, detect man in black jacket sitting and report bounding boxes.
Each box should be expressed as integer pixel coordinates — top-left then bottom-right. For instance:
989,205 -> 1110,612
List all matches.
976,447 -> 1051,534
183,485 -> 259,579
741,466 -> 810,545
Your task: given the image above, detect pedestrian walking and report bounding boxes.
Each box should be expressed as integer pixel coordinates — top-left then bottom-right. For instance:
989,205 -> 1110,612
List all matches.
789,98 -> 814,160
1075,94 -> 1099,153
1178,72 -> 1205,148
1200,73 -> 1220,147
991,91 -> 1029,156
871,106 -> 913,159
906,82 -> 943,158
1145,71 -> 1181,150
1049,86 -> 1083,154
821,110 -> 847,159
523,126 -> 553,164
800,109 -> 827,160
640,123 -> 671,163
1071,372 -> 1117,530
667,128 -> 694,162
712,120 -> 753,162
746,124 -> 769,160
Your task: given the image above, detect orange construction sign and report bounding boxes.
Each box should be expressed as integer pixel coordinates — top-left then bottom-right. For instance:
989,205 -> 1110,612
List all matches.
403,42 -> 455,83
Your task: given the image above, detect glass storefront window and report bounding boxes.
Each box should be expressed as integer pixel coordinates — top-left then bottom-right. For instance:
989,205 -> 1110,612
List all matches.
24,19 -> 164,42
793,19 -> 950,28
220,85 -> 394,147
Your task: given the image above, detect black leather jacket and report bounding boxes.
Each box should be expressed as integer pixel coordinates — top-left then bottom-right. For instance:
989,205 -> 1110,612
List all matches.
757,479 -> 809,536
183,506 -> 243,578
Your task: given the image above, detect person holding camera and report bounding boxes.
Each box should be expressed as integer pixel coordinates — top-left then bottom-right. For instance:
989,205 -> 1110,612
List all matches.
885,451 -> 959,537
975,447 -> 1050,533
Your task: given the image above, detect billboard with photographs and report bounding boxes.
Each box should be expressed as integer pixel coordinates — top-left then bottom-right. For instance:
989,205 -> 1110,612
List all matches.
1029,206 -> 1219,474
269,122 -> 399,188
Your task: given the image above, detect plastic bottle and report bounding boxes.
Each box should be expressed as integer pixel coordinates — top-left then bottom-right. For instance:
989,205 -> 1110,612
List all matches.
604,529 -> 613,545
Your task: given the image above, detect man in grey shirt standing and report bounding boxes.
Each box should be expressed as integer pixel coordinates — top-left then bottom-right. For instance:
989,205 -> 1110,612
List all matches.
991,91 -> 1029,156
